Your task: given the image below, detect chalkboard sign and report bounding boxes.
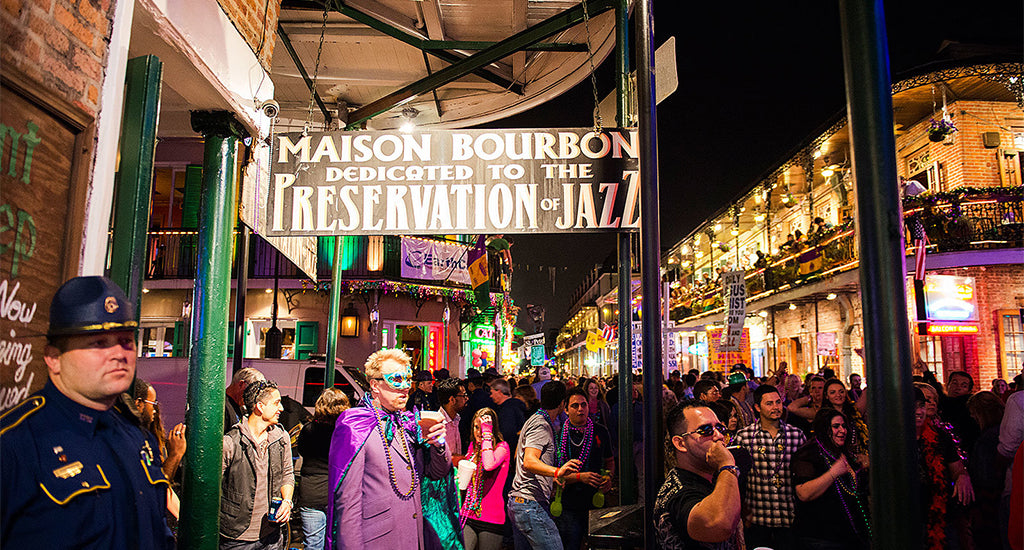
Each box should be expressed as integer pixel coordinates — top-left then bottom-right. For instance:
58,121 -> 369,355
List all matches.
1,74 -> 92,413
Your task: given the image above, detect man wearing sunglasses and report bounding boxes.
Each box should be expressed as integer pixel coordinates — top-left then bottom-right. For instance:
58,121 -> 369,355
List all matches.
654,399 -> 742,550
326,349 -> 450,549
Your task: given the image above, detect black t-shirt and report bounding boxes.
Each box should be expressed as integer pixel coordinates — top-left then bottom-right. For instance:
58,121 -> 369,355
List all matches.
296,420 -> 335,508
654,468 -> 740,550
559,422 -> 613,511
497,397 -> 527,452
790,442 -> 869,545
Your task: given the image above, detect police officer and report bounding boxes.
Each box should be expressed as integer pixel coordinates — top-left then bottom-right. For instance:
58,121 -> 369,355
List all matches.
0,276 -> 174,548
407,369 -> 437,411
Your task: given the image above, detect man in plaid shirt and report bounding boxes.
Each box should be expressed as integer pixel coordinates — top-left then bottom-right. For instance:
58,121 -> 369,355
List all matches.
731,384 -> 806,549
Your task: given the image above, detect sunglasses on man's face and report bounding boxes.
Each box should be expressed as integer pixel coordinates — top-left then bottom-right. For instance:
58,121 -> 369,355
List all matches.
677,422 -> 728,438
375,371 -> 412,390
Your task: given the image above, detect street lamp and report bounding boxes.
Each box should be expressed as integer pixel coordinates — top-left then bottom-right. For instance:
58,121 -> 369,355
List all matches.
340,302 -> 360,337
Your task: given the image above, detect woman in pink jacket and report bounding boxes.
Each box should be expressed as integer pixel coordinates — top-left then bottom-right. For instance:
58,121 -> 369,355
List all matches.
459,408 -> 510,550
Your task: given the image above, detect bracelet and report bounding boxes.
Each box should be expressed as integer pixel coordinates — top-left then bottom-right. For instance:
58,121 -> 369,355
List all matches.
718,465 -> 740,478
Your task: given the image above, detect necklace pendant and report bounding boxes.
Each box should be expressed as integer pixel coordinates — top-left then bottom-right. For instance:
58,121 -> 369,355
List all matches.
772,474 -> 782,488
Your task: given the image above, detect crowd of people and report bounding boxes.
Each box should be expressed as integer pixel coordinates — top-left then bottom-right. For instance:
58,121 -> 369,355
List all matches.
3,276 -> 1023,550
656,363 -> 1024,550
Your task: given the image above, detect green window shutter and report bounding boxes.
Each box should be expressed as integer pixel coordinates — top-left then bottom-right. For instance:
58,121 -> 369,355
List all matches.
172,321 -> 185,357
295,321 -> 319,360
181,165 -> 203,228
227,321 -> 235,358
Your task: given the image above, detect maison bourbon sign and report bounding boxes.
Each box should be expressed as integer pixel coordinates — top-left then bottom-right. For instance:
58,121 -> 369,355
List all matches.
266,128 -> 640,236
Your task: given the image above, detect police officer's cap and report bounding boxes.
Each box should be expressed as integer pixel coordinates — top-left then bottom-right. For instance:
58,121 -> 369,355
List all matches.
413,370 -> 434,382
47,276 -> 137,338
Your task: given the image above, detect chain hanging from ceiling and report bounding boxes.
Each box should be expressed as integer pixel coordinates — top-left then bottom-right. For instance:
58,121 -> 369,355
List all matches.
304,1 -> 330,134
579,0 -> 602,132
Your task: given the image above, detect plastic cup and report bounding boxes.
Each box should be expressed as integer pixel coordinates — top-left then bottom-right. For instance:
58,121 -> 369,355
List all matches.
419,410 -> 444,429
457,459 -> 477,490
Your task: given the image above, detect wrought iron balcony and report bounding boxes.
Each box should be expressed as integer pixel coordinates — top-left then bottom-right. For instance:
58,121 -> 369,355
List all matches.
670,186 -> 1023,321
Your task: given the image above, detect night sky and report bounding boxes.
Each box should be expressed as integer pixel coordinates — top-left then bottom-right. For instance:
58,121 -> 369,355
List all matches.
477,0 -> 1022,332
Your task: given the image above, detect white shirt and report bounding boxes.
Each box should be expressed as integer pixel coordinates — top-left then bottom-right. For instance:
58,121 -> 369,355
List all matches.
998,391 -> 1024,497
441,406 -> 462,461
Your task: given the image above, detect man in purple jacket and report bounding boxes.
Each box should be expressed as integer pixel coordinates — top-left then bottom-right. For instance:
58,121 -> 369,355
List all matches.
326,349 -> 450,549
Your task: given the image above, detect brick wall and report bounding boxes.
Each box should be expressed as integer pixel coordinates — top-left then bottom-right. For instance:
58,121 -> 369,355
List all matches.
215,0 -> 282,71
770,297 -> 864,378
895,100 -> 1024,188
0,0 -> 115,115
928,264 -> 1024,384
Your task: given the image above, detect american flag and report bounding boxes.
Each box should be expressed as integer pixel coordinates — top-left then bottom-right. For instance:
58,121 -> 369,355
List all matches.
909,217 -> 929,281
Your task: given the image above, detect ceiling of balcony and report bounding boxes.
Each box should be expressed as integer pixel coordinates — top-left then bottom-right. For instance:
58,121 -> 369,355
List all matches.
273,0 -> 617,131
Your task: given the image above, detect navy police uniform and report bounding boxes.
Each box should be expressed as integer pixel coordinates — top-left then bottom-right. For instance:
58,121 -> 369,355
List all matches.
1,383 -> 174,548
0,276 -> 174,548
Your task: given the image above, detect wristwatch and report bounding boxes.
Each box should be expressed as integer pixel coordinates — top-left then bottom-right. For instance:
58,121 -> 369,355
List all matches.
718,465 -> 740,478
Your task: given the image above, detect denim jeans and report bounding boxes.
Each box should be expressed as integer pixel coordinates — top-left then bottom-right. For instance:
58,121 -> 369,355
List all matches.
553,507 -> 587,550
507,497 -> 563,550
299,505 -> 327,550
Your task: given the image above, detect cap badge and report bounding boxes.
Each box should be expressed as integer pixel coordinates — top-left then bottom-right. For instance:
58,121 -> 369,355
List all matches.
104,296 -> 119,313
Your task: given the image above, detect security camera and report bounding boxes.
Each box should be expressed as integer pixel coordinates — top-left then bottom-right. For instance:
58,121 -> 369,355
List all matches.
260,99 -> 280,119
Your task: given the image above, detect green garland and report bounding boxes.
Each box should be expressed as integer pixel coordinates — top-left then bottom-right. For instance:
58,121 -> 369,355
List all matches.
297,278 -> 511,307
903,185 -> 1024,209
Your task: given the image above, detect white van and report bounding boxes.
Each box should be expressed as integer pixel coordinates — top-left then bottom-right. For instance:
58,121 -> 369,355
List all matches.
137,357 -> 369,429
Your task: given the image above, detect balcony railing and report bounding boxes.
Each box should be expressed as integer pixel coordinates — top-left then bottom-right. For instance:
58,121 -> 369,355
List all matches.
144,230 -> 504,289
670,186 -> 1023,320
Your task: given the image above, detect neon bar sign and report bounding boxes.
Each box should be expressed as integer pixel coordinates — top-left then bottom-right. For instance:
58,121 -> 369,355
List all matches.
927,323 -> 979,335
923,274 -> 978,322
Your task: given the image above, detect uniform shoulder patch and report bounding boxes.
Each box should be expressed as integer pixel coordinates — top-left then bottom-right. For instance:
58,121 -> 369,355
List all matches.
0,395 -> 45,436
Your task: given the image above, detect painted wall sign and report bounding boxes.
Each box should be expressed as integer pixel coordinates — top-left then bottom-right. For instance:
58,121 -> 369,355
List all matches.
399,236 -> 471,285
707,327 -> 751,370
816,332 -> 837,355
266,128 -> 640,236
1,82 -> 84,412
923,274 -> 978,322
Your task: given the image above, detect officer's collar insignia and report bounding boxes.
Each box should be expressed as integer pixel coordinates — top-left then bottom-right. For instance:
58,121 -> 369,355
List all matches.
79,413 -> 93,424
104,296 -> 119,314
141,440 -> 154,466
53,461 -> 84,479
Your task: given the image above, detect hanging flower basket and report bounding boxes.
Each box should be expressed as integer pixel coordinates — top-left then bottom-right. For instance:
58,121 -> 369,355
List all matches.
928,118 -> 957,142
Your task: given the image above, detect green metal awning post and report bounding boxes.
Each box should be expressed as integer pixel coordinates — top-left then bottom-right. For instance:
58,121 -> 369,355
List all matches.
838,1 -> 920,547
179,111 -> 246,550
232,226 -> 250,374
346,0 -> 615,128
109,55 -> 162,310
325,237 -> 343,388
635,0 -> 663,541
614,0 -> 636,507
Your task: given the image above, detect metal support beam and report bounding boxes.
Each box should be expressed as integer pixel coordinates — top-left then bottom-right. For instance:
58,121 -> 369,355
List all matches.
346,0 -> 615,128
277,24 -> 334,126
419,40 -> 589,51
179,111 -> 246,550
635,0 -> 663,542
325,237 -> 343,388
838,1 -> 920,547
329,0 -> 523,94
614,0 -> 635,507
109,55 -> 162,311
232,225 -> 250,374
